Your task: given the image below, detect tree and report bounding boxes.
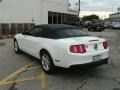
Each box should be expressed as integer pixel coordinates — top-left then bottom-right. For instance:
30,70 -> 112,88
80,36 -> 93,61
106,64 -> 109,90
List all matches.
82,14 -> 99,21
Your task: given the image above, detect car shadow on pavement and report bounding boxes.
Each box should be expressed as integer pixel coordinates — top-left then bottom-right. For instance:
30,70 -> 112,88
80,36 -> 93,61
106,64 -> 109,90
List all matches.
55,66 -> 98,76
20,51 -> 106,79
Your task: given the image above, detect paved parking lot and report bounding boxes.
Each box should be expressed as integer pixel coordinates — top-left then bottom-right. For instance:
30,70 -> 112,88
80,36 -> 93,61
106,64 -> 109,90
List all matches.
0,29 -> 120,90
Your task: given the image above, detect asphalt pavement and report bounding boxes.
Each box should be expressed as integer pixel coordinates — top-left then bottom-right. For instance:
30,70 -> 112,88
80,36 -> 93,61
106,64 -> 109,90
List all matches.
0,29 -> 120,90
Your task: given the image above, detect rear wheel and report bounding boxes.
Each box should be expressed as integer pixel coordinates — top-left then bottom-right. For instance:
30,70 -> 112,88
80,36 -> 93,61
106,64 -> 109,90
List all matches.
40,51 -> 56,74
100,29 -> 103,32
14,40 -> 21,54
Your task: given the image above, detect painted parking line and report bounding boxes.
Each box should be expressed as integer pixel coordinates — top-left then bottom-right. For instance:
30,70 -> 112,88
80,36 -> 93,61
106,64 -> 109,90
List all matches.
0,77 -> 36,86
27,66 -> 41,71
0,61 -> 36,83
39,69 -> 47,90
0,69 -> 47,90
0,74 -> 47,86
0,60 -> 47,90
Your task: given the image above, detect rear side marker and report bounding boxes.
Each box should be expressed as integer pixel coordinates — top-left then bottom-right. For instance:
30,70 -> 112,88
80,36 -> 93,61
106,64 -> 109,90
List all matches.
55,60 -> 61,62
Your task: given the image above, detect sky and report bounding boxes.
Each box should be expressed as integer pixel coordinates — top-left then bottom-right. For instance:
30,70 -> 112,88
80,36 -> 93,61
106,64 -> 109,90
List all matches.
80,0 -> 120,19
69,0 -> 79,11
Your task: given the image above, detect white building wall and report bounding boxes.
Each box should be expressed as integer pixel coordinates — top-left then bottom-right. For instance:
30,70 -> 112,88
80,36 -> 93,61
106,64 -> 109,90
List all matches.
39,0 -> 77,24
110,13 -> 120,18
0,0 -> 37,23
0,0 -> 77,24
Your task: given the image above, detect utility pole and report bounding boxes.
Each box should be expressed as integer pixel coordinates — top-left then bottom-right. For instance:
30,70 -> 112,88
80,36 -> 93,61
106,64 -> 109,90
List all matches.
78,0 -> 80,17
0,30 -> 1,38
112,6 -> 114,14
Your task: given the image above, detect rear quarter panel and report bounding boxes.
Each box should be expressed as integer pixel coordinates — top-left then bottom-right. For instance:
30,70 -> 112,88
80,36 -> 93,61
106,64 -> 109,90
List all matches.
35,38 -> 68,63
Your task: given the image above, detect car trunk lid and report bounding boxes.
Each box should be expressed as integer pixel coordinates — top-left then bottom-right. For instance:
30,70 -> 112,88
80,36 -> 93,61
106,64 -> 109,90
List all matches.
58,36 -> 106,52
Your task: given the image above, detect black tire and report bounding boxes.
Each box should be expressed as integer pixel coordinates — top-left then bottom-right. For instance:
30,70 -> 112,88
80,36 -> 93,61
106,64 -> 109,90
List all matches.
88,28 -> 91,31
100,29 -> 103,32
40,51 -> 56,74
14,40 -> 21,54
102,29 -> 104,31
93,28 -> 96,31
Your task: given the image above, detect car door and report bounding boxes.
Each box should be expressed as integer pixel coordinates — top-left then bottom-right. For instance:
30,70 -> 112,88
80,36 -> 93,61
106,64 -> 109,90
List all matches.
21,27 -> 42,56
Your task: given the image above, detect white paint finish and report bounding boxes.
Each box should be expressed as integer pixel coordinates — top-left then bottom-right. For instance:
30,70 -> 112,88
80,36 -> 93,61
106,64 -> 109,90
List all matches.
0,0 -> 77,24
15,26 -> 109,68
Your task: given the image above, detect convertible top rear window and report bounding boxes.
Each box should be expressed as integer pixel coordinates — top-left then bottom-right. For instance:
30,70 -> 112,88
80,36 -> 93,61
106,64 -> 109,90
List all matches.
40,28 -> 89,39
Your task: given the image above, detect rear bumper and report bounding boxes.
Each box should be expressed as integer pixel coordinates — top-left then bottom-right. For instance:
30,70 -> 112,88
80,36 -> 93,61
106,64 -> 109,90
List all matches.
69,58 -> 108,69
54,49 -> 109,68
112,27 -> 120,30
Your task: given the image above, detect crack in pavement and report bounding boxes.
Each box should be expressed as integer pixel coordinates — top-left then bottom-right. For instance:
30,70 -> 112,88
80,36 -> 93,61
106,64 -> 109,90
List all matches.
113,86 -> 120,90
76,80 -> 87,90
7,61 -> 36,90
8,83 -> 17,90
75,67 -> 120,90
113,77 -> 120,85
75,65 -> 120,90
76,75 -> 92,90
7,72 -> 22,90
108,63 -> 120,72
90,73 -> 120,87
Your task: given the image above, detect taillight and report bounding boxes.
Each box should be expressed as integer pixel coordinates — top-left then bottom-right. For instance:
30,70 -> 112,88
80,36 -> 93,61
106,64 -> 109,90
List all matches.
70,44 -> 86,53
103,41 -> 108,49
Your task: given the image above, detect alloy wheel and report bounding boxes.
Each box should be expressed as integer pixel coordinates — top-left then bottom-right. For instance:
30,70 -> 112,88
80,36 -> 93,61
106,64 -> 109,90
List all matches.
41,54 -> 51,71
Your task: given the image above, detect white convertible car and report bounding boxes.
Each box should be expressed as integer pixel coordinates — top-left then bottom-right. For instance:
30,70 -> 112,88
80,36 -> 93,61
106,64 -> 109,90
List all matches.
14,24 -> 109,74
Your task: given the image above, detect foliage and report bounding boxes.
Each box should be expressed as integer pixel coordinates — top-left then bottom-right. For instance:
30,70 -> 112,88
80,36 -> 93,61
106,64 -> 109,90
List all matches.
82,14 -> 99,21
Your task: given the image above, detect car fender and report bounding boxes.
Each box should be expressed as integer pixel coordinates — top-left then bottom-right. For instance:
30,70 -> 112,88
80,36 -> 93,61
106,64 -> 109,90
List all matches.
39,45 -> 57,64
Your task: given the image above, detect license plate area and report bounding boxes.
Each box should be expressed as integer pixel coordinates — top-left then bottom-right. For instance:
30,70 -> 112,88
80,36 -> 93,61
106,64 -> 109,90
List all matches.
93,55 -> 101,62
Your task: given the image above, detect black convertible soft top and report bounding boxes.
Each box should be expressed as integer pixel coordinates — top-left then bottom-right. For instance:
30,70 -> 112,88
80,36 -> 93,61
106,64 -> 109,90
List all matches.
35,24 -> 80,30
33,24 -> 88,39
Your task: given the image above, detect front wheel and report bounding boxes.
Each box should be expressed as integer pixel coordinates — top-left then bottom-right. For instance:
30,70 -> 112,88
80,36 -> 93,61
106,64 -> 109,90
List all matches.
14,40 -> 21,54
41,52 -> 56,74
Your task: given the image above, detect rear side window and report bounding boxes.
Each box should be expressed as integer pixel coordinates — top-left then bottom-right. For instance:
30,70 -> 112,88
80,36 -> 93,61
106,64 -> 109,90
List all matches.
28,27 -> 42,37
40,29 -> 55,38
